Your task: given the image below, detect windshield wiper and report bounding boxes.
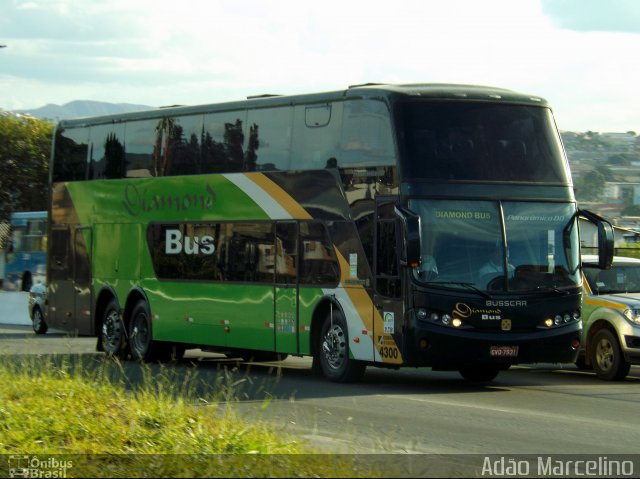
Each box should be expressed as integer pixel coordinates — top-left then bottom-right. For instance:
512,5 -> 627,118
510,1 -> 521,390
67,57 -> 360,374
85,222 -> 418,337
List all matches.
533,284 -> 571,295
427,281 -> 492,299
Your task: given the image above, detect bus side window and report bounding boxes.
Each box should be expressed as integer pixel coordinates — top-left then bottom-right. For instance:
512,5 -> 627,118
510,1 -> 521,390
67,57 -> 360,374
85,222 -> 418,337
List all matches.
275,223 -> 297,284
247,107 -> 293,172
292,103 -> 342,171
299,222 -> 339,285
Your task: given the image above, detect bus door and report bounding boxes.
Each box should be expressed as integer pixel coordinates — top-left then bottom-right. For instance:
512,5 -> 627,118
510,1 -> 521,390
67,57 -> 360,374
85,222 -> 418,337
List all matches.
48,225 -> 92,334
49,226 -> 74,330
374,200 -> 404,362
73,225 -> 92,335
274,222 -> 299,354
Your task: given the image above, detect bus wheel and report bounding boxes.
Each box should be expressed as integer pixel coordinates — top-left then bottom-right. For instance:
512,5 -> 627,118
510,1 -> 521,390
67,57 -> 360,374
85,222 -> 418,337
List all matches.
316,311 -> 366,383
129,300 -> 157,362
101,299 -> 128,358
591,329 -> 630,381
32,306 -> 48,335
458,365 -> 501,382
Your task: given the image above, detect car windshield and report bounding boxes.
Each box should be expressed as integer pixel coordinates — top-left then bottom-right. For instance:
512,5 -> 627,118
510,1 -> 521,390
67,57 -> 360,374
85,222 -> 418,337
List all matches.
584,261 -> 640,294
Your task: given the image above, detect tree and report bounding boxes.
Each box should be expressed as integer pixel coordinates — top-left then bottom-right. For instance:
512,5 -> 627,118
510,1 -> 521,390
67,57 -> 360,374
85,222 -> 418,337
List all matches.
0,113 -> 54,223
575,169 -> 606,202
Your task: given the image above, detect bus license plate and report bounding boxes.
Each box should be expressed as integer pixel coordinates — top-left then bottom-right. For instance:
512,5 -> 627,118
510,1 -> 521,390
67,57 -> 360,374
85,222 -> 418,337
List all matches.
490,346 -> 519,357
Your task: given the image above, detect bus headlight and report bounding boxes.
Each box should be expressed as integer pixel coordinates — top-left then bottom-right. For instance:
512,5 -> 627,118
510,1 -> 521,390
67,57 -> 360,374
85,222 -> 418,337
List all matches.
416,309 -> 463,328
542,310 -> 580,328
623,308 -> 640,325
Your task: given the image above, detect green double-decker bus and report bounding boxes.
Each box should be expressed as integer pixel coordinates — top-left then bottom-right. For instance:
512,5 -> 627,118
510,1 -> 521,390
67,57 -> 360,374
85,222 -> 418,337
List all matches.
47,83 -> 613,382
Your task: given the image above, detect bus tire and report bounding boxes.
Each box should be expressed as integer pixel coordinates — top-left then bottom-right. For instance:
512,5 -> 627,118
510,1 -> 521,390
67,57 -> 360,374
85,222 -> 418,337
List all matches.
101,299 -> 128,358
129,300 -> 160,362
458,365 -> 501,382
316,310 -> 366,383
591,329 -> 630,381
32,306 -> 48,335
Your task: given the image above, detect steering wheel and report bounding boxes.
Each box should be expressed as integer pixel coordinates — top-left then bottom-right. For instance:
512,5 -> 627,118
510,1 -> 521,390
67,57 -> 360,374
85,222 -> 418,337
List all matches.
486,276 -> 505,291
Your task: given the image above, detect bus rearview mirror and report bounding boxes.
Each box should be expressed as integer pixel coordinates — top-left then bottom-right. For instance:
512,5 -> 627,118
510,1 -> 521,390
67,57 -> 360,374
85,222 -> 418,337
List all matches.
394,205 -> 422,268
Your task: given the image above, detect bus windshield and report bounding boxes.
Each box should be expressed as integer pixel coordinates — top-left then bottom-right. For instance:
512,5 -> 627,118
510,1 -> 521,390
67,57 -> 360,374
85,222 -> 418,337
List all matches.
396,101 -> 569,183
408,199 -> 581,293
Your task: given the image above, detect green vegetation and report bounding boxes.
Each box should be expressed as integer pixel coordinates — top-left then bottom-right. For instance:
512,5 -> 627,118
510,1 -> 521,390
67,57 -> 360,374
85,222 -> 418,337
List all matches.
0,113 -> 54,223
0,356 -> 378,477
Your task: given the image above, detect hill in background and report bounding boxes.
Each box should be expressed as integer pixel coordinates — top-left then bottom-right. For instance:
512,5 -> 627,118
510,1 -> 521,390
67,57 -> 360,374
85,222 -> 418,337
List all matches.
13,100 -> 155,120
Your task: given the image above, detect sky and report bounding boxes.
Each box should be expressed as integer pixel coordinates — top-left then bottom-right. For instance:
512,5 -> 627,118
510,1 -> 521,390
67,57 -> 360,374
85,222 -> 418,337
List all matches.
1,0 -> 640,133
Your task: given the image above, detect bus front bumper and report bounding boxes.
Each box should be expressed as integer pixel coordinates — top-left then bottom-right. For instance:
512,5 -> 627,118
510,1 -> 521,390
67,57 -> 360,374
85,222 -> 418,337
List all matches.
406,322 -> 581,370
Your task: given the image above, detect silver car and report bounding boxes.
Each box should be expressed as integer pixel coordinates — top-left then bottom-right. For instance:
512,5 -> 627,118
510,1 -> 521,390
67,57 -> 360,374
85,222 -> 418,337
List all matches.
28,282 -> 48,334
580,255 -> 640,380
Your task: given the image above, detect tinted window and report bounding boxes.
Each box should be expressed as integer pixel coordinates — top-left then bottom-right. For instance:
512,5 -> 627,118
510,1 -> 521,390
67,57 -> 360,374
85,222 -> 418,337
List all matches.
148,222 -> 274,283
299,222 -> 339,285
396,101 -> 569,183
376,203 -> 400,297
275,223 -> 297,284
291,103 -> 343,170
165,114 -> 204,176
52,127 -> 89,182
88,123 -> 126,179
246,107 -> 293,171
202,111 -> 247,173
125,119 -> 158,178
340,99 -> 395,168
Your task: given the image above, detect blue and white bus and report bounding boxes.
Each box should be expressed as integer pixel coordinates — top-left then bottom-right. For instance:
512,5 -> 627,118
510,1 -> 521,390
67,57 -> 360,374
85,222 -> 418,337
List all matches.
3,211 -> 47,291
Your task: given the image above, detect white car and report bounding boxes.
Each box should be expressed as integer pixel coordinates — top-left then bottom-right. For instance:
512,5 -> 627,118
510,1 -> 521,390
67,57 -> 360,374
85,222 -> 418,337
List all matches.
580,255 -> 640,380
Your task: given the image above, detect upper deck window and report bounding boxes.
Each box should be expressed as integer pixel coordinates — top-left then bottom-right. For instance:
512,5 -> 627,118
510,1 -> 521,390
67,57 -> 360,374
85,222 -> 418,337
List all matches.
396,101 -> 569,184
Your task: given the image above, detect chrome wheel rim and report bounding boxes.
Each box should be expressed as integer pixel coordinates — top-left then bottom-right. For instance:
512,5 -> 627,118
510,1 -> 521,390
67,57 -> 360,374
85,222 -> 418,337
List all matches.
33,309 -> 43,331
322,323 -> 346,370
102,310 -> 123,352
595,337 -> 614,372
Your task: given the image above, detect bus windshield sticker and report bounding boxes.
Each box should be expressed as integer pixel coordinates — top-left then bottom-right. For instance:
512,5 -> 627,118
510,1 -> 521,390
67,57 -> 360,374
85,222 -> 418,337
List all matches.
349,253 -> 358,278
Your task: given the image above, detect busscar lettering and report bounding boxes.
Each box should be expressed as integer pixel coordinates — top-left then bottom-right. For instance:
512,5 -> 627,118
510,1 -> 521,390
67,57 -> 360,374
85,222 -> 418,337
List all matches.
165,229 -> 215,255
123,183 -> 216,217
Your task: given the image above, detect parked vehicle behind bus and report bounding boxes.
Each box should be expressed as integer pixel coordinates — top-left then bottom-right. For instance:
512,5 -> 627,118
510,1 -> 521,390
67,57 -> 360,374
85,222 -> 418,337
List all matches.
3,211 -> 47,292
579,255 -> 640,380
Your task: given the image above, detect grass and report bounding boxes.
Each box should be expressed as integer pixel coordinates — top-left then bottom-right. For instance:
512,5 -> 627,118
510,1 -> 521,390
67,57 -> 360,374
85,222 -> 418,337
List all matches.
0,355 -> 381,477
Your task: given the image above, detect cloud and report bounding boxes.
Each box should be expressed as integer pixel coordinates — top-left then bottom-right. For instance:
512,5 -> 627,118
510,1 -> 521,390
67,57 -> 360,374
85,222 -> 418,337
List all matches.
2,0 -> 640,132
541,0 -> 640,33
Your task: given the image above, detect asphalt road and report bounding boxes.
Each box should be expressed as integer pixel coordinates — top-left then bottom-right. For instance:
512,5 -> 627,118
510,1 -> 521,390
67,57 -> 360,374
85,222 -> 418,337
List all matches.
2,323 -> 640,469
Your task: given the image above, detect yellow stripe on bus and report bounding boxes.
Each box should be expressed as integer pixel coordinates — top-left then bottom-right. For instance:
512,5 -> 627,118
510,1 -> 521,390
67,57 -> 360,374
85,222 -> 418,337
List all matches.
245,173 -> 313,220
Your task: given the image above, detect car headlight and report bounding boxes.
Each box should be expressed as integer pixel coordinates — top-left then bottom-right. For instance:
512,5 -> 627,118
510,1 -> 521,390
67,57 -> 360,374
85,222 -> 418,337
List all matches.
623,308 -> 640,325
